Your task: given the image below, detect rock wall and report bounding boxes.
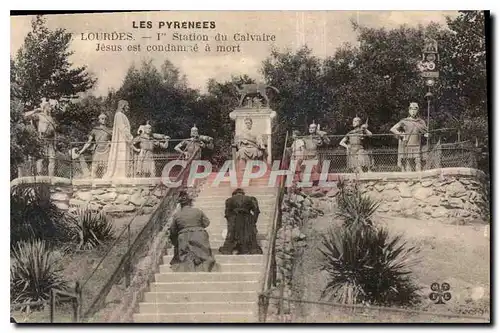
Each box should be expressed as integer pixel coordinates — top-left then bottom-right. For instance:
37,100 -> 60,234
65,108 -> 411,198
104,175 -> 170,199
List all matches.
312,168 -> 489,221
268,189 -> 323,319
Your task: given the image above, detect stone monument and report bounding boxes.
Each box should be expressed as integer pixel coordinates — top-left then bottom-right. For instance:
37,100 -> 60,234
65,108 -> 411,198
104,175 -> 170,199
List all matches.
230,83 -> 278,165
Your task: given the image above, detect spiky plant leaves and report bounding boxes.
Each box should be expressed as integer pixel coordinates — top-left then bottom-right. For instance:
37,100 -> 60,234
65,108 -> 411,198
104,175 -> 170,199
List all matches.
10,239 -> 68,310
319,224 -> 421,306
10,183 -> 72,248
70,208 -> 114,250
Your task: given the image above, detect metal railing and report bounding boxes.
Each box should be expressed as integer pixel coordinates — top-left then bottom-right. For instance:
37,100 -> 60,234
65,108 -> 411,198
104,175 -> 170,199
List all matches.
72,148 -> 199,321
11,283 -> 82,323
15,138 -> 191,180
292,129 -> 481,173
258,131 -> 290,322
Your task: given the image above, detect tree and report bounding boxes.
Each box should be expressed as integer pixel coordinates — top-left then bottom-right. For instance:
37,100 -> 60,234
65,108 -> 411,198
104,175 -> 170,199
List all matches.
12,15 -> 95,108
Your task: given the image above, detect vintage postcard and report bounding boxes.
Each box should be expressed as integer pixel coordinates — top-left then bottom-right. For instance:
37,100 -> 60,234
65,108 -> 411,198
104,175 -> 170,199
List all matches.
10,10 -> 490,323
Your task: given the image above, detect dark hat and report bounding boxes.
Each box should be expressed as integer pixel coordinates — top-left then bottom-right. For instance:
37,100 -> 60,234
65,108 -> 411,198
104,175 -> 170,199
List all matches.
232,188 -> 245,196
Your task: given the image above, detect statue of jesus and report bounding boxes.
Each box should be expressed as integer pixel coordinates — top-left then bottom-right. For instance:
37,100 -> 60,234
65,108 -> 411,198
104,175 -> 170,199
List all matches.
102,100 -> 134,179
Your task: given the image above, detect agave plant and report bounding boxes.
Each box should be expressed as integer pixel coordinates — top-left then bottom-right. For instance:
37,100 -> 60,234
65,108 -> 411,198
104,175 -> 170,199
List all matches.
335,178 -> 380,229
319,225 -> 421,306
10,183 -> 71,248
71,208 -> 115,250
10,239 -> 68,309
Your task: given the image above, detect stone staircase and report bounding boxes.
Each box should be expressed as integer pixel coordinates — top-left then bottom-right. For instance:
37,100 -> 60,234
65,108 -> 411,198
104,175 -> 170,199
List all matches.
133,172 -> 276,323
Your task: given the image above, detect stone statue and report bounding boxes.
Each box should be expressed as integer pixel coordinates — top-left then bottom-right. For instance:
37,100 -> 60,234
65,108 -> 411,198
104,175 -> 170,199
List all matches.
390,102 -> 429,172
302,122 -> 330,184
75,113 -> 112,178
132,122 -> 170,177
289,130 -> 306,182
233,83 -> 279,108
174,125 -> 214,160
339,116 -> 373,173
24,98 -> 58,177
102,100 -> 134,179
235,117 -> 266,162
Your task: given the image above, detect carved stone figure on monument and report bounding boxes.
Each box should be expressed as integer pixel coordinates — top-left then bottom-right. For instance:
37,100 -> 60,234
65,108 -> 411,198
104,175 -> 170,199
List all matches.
102,100 -> 134,179
390,102 -> 429,172
175,125 -> 214,160
233,82 -> 279,108
302,122 -> 330,185
339,116 -> 373,173
235,117 -> 266,162
75,113 -> 112,178
24,98 -> 58,177
133,122 -> 170,177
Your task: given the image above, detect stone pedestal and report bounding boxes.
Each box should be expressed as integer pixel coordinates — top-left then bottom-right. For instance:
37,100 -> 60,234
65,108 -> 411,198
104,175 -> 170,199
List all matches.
229,107 -> 277,164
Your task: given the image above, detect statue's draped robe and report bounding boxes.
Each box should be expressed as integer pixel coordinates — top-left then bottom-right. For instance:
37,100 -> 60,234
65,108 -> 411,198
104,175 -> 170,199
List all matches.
393,117 -> 428,167
169,206 -> 216,272
219,194 -> 262,255
290,138 -> 306,181
344,127 -> 372,170
133,134 -> 157,176
236,129 -> 264,161
103,111 -> 133,179
302,134 -> 328,183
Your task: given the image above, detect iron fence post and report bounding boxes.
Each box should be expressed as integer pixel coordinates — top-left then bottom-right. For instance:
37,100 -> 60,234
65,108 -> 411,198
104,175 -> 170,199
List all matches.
125,224 -> 131,287
49,289 -> 55,323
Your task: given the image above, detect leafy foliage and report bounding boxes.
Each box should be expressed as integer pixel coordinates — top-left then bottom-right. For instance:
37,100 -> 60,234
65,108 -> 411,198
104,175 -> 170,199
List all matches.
335,178 -> 380,229
10,184 -> 72,248
10,239 -> 68,309
70,208 -> 115,250
319,225 -> 421,306
11,15 -> 95,107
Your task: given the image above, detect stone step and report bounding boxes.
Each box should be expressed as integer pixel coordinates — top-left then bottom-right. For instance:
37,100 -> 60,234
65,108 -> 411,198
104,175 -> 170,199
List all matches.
138,301 -> 255,314
198,188 -> 277,195
194,204 -> 275,211
195,194 -> 276,201
142,291 -> 258,303
207,233 -> 269,243
150,281 -> 259,292
159,262 -> 262,273
133,312 -> 255,323
163,254 -> 264,264
154,272 -> 261,282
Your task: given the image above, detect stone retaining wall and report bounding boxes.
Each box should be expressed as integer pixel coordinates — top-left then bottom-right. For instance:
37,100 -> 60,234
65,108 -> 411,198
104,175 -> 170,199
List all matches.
312,168 -> 489,221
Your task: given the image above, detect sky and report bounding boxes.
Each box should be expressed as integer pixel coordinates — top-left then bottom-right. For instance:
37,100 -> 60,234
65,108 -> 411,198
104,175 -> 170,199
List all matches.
10,11 -> 459,96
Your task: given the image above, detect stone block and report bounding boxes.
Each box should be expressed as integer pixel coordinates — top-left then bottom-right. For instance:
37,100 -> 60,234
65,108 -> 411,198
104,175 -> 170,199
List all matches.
50,192 -> 69,202
102,204 -> 136,213
413,187 -> 434,201
75,191 -> 93,202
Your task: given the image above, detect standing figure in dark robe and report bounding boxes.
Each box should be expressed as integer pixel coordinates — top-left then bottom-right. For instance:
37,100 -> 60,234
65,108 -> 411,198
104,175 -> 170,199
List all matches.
169,192 -> 216,272
219,188 -> 263,255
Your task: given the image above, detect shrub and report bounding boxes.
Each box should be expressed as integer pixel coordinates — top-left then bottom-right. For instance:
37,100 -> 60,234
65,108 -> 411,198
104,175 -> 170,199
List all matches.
319,225 -> 421,306
335,178 -> 380,229
11,239 -> 68,309
10,183 -> 71,248
71,208 -> 114,250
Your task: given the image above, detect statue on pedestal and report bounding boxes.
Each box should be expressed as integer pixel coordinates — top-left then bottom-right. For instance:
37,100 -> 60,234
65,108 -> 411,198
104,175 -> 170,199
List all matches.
233,82 -> 279,108
234,117 -> 266,162
75,113 -> 112,178
339,116 -> 373,173
174,125 -> 214,160
102,100 -> 134,179
24,98 -> 58,177
132,122 -> 170,177
390,102 -> 429,172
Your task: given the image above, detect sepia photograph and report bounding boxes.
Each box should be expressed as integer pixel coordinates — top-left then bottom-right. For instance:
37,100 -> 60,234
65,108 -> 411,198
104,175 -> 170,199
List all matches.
9,10 -> 490,324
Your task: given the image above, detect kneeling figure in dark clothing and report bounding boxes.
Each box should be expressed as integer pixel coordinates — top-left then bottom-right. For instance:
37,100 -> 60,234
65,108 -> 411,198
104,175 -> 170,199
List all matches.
219,188 -> 263,255
169,193 -> 216,272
